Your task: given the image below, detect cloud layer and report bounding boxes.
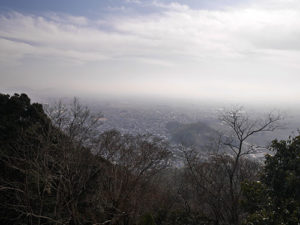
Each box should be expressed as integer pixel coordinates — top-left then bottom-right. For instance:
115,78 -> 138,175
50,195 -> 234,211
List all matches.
1,0 -> 300,103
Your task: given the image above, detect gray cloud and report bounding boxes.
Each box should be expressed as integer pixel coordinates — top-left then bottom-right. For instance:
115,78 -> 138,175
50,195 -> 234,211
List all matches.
0,0 -> 300,103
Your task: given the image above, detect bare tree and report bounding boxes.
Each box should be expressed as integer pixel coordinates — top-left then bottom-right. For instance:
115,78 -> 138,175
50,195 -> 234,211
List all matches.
0,96 -> 109,225
94,130 -> 171,225
218,107 -> 282,224
183,107 -> 282,225
44,99 -> 173,225
45,98 -> 103,148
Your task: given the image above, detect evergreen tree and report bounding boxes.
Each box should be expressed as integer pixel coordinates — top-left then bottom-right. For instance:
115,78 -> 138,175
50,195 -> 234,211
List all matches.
242,135 -> 300,225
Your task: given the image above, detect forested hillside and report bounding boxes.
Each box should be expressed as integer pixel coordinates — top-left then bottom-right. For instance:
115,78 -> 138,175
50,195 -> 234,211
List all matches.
0,93 -> 299,225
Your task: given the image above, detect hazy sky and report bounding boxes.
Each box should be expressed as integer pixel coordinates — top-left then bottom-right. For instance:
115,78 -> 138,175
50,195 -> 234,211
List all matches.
1,0 -> 300,104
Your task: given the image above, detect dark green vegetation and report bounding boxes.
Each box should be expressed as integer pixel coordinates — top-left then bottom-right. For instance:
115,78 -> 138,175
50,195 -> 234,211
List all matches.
0,93 -> 299,225
242,136 -> 300,224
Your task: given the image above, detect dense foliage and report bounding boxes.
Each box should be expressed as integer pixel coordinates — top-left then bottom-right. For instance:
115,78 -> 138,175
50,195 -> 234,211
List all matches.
242,136 -> 300,224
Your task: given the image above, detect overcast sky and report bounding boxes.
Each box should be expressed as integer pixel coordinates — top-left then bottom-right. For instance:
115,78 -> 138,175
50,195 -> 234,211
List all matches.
0,0 -> 300,104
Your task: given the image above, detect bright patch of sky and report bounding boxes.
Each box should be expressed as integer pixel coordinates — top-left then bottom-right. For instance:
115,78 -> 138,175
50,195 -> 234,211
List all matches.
0,0 -> 300,104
